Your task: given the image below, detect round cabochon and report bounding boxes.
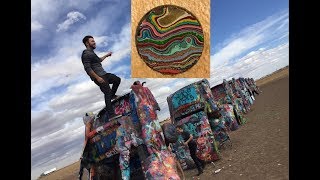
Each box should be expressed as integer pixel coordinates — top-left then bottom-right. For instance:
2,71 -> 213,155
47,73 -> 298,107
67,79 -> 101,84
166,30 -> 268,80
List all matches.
136,5 -> 204,75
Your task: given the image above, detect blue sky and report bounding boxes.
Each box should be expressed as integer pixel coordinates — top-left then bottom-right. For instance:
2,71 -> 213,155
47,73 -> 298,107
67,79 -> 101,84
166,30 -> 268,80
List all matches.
31,0 -> 288,179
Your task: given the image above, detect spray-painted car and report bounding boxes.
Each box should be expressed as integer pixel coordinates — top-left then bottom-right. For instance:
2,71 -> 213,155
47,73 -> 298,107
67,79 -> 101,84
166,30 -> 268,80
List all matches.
210,83 -> 239,131
229,78 -> 250,114
246,78 -> 260,95
234,78 -> 249,110
167,79 -> 221,169
238,77 -> 254,106
82,82 -> 180,180
222,79 -> 247,125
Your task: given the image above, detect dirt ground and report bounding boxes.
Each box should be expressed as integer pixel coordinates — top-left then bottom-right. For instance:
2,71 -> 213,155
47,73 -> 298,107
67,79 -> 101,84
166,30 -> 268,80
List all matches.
255,66 -> 288,87
39,68 -> 289,180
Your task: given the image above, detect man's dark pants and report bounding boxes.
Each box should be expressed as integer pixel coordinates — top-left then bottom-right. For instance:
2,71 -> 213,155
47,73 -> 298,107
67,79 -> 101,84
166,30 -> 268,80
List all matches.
94,73 -> 121,116
189,144 -> 204,172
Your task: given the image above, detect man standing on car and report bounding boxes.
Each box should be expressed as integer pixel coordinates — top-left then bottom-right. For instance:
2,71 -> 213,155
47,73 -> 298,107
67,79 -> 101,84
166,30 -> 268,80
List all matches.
81,35 -> 121,118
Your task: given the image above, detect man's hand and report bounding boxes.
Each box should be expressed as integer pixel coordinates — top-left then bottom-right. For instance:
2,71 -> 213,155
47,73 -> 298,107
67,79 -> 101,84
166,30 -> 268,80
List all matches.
96,76 -> 105,84
100,52 -> 112,61
106,52 -> 112,57
183,142 -> 188,146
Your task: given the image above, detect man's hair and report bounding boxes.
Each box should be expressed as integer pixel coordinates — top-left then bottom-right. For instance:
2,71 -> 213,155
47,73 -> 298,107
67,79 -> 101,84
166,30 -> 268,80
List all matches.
82,35 -> 93,46
176,126 -> 183,130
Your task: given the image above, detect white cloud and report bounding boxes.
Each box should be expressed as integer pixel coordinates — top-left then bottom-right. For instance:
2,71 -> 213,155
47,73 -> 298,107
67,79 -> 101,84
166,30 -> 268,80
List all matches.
31,0 -> 102,25
32,117 -> 84,151
93,36 -> 110,47
211,10 -> 288,68
209,43 -> 289,86
31,54 -> 84,98
31,21 -> 43,31
212,35 -> 264,67
57,11 -> 86,32
31,0 -> 129,49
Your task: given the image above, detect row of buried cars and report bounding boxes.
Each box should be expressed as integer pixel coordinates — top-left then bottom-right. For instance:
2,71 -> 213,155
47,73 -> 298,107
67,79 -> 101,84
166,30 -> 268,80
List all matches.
81,77 -> 260,179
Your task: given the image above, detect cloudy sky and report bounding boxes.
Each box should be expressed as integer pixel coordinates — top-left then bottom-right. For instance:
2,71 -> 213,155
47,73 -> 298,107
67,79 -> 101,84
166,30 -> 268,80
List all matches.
31,0 -> 288,179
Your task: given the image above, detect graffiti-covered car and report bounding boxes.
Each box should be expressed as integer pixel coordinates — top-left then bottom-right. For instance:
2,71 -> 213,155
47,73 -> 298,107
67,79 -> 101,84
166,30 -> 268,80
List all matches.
167,79 -> 221,168
211,83 -> 239,131
82,82 -> 180,180
229,78 -> 250,114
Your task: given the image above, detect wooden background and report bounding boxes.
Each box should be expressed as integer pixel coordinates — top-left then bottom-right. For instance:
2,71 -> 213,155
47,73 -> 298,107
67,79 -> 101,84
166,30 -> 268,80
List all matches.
131,0 -> 210,78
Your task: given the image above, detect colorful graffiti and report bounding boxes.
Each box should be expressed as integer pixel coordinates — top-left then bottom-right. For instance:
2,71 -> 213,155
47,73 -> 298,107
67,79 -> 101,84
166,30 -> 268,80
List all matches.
142,150 -> 180,180
168,79 -> 218,120
116,116 -> 144,180
177,111 -> 220,162
136,5 -> 204,75
208,118 -> 230,146
172,136 -> 195,170
236,79 -> 251,112
131,83 -> 165,155
162,123 -> 178,143
167,79 -> 221,164
200,79 -> 219,113
86,117 -> 121,162
195,132 -> 220,162
171,85 -> 199,109
229,80 -> 247,114
113,97 -> 131,116
131,82 -> 180,179
220,104 -> 239,131
211,84 -> 226,104
221,79 -> 247,125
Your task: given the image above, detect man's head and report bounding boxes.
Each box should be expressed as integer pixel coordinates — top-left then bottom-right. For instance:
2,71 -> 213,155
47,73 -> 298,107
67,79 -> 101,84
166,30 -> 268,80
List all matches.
82,35 -> 96,49
176,126 -> 184,133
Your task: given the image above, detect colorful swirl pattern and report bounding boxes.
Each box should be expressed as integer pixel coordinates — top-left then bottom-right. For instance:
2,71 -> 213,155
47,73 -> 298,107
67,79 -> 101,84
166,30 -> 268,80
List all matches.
136,5 -> 204,75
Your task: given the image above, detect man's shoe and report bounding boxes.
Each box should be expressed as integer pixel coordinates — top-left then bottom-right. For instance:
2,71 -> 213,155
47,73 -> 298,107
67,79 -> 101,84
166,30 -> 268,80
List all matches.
197,169 -> 203,176
202,162 -> 206,169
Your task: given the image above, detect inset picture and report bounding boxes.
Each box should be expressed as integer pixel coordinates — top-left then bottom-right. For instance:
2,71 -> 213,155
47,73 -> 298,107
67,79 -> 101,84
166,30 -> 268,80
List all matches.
131,0 -> 210,78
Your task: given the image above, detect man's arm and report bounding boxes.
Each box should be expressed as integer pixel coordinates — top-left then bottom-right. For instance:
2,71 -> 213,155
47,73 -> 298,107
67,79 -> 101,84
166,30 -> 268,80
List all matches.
100,52 -> 112,62
87,70 -> 105,83
184,133 -> 193,145
167,143 -> 172,152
